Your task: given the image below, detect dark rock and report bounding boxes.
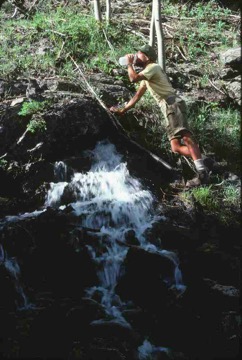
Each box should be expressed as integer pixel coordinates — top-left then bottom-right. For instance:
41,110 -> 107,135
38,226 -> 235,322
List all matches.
116,246 -> 175,310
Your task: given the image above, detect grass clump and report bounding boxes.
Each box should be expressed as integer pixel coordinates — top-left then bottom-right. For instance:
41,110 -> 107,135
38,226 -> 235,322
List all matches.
179,183 -> 240,226
18,100 -> 50,116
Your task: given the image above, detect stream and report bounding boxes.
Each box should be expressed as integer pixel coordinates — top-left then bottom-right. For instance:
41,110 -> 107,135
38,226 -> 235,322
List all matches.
1,140 -> 186,359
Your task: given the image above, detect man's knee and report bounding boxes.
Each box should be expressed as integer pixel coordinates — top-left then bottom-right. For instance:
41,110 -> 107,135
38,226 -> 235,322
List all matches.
171,141 -> 181,153
171,146 -> 179,153
182,134 -> 195,145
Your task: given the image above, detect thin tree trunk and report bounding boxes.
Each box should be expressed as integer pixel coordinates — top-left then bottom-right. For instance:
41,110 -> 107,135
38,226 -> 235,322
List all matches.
106,0 -> 111,23
149,0 -> 155,47
94,0 -> 102,22
154,0 -> 165,71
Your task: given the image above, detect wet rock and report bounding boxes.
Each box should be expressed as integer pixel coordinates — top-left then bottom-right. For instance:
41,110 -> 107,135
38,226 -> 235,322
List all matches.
203,278 -> 240,310
0,263 -> 18,310
116,246 -> 175,310
65,298 -> 106,341
21,302 -> 71,359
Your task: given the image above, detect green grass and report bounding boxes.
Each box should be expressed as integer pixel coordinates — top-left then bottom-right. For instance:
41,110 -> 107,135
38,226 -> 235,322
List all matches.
222,184 -> 241,208
186,103 -> 240,170
0,7 -> 142,78
179,183 -> 240,226
162,0 -> 238,65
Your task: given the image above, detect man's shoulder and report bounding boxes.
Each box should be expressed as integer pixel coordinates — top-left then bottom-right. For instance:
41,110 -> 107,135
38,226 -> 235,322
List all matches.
146,62 -> 160,70
142,63 -> 160,77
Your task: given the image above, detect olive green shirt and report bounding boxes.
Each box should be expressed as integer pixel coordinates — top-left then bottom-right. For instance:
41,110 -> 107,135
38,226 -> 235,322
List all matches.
140,63 -> 175,105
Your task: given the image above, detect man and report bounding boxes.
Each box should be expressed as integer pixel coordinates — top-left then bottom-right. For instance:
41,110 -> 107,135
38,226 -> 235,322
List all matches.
110,44 -> 209,187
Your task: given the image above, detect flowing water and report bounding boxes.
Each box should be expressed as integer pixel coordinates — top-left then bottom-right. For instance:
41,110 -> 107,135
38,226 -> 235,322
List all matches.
45,140 -> 185,325
0,140 -> 186,357
1,247 -> 34,311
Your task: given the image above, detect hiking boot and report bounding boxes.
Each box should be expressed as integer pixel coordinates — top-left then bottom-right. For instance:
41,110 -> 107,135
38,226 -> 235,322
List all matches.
185,169 -> 209,188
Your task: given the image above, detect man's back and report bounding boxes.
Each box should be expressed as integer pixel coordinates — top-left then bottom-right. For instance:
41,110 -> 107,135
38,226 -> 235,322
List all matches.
140,63 -> 175,104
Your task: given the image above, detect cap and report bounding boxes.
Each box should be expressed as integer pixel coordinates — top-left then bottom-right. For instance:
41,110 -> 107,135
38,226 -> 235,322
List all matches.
136,44 -> 157,61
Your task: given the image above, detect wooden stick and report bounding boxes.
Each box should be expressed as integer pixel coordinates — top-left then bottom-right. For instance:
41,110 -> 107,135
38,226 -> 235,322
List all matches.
208,79 -> 226,95
176,45 -> 188,61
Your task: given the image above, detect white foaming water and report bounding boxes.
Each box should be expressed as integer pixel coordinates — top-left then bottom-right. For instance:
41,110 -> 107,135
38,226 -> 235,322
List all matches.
0,210 -> 45,230
45,140 -> 185,322
54,161 -> 68,181
138,339 -> 170,360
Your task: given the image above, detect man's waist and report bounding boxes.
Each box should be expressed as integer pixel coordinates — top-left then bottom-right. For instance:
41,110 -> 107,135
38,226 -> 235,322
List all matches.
165,94 -> 178,105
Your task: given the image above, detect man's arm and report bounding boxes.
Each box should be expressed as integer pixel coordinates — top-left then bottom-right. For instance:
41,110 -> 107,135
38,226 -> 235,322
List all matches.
110,82 -> 147,115
127,64 -> 147,83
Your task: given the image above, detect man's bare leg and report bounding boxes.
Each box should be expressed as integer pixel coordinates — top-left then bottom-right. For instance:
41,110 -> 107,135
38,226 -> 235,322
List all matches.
170,134 -> 209,186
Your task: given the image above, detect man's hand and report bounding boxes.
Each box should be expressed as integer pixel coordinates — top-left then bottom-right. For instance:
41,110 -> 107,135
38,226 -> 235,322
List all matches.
109,106 -> 125,115
126,53 -> 136,65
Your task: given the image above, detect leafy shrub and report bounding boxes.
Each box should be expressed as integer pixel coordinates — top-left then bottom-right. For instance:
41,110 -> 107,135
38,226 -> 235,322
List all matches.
18,100 -> 49,116
26,118 -> 47,134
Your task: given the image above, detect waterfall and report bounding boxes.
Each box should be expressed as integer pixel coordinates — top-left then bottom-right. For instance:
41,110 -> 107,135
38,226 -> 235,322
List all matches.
45,140 -> 186,324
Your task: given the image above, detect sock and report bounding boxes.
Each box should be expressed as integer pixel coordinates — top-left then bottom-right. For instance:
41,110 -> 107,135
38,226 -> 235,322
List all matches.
194,159 -> 206,172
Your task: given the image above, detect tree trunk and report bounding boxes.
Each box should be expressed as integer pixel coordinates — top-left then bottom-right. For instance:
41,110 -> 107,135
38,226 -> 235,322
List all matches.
154,0 -> 165,71
149,0 -> 155,47
94,0 -> 102,22
106,0 -> 111,23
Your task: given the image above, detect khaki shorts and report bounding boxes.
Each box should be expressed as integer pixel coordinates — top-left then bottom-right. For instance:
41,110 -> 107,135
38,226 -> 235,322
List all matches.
160,96 -> 192,141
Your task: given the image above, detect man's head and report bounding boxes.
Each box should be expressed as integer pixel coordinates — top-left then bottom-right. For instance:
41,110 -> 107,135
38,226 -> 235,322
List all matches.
136,44 -> 157,61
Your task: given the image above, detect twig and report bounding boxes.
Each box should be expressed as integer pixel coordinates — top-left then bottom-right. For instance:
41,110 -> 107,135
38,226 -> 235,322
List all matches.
69,55 -> 126,134
0,153 -> 7,160
56,41 -> 65,60
126,26 -> 147,40
69,56 -> 110,110
164,28 -> 173,39
163,23 -> 174,30
17,129 -> 28,145
45,29 -> 66,37
9,1 -> 26,15
208,79 -> 226,95
11,7 -> 18,18
176,45 -> 188,61
28,0 -> 39,13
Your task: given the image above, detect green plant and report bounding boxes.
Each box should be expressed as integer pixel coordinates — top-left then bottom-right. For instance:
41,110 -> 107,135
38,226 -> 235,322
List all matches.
186,103 -> 240,171
26,118 -> 47,134
0,159 -> 8,169
183,185 -> 219,211
179,181 -> 241,227
222,184 -> 240,208
18,100 -> 49,116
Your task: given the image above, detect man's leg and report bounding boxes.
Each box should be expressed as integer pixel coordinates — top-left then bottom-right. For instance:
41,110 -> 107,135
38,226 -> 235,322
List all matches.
170,133 -> 209,187
170,138 -> 191,157
170,133 -> 202,159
